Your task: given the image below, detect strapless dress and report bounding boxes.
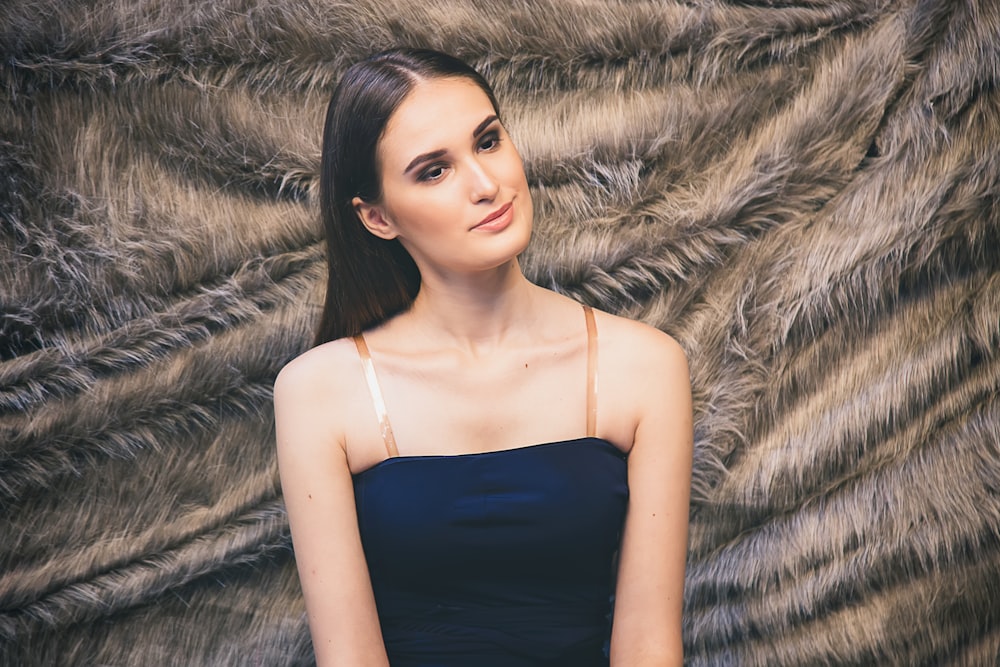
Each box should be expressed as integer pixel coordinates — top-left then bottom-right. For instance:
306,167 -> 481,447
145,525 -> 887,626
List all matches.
352,437 -> 629,666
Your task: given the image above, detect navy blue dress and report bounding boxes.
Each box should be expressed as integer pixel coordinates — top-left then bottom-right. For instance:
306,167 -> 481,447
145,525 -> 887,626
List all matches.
350,304 -> 626,665
353,437 -> 628,666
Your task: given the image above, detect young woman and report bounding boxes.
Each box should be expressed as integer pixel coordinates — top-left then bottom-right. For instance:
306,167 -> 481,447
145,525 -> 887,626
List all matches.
274,48 -> 693,667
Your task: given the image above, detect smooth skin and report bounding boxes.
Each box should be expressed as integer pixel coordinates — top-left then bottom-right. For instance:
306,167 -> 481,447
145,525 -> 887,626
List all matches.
275,76 -> 693,666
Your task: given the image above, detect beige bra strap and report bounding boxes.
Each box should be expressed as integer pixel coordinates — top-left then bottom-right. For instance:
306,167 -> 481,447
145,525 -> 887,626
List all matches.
352,334 -> 399,458
583,304 -> 598,438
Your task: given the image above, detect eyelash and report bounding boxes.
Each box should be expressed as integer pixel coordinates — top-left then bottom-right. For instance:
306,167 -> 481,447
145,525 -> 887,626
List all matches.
417,164 -> 447,182
478,130 -> 501,152
416,129 -> 503,183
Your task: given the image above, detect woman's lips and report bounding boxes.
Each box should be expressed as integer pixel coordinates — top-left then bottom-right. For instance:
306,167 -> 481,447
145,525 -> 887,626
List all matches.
472,202 -> 513,231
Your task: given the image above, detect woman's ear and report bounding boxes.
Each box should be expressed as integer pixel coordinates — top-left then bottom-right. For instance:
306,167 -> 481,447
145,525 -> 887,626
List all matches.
353,197 -> 398,240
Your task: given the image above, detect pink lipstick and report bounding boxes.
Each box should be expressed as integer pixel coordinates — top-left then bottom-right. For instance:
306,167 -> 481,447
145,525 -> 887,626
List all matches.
472,202 -> 513,231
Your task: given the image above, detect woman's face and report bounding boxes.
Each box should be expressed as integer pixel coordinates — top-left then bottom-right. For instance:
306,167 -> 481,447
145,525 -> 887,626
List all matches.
353,76 -> 532,279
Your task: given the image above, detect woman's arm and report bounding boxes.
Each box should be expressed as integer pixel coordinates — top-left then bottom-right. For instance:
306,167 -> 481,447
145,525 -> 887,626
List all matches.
609,325 -> 694,666
274,351 -> 390,667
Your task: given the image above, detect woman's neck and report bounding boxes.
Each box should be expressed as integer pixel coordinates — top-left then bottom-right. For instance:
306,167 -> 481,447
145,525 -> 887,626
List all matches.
405,259 -> 542,355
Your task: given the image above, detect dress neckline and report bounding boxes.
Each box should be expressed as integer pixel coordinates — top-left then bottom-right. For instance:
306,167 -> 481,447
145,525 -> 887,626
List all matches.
352,436 -> 624,480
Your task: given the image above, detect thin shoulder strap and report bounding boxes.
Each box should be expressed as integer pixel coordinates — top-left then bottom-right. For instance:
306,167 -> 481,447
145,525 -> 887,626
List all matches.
353,334 -> 399,458
583,304 -> 598,438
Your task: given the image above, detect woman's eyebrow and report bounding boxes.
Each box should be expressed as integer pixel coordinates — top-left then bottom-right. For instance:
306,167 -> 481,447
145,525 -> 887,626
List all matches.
472,114 -> 499,137
402,114 -> 500,175
404,149 -> 446,175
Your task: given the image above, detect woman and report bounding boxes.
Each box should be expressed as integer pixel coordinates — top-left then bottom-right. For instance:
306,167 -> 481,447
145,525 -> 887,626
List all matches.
274,48 -> 693,666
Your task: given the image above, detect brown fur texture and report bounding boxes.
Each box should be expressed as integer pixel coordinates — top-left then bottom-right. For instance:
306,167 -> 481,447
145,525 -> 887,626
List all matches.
2,0 -> 998,664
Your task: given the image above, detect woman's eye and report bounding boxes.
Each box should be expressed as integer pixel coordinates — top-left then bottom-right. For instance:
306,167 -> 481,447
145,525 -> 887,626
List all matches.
418,164 -> 446,182
478,131 -> 501,151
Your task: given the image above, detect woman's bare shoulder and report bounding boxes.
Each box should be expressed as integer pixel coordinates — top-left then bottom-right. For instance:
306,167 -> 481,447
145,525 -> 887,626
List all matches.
591,308 -> 688,373
274,337 -> 359,397
273,337 -> 364,455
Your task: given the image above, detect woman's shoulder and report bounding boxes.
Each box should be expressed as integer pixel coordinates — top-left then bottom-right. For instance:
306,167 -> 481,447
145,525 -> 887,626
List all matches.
585,307 -> 690,451
591,307 -> 688,373
273,336 -> 372,460
275,337 -> 359,394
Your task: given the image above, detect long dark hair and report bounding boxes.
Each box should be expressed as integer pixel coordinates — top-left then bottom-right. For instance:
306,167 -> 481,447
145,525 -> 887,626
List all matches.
314,48 -> 501,345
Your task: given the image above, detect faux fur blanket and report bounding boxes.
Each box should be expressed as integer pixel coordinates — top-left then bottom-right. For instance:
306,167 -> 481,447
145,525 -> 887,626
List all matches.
2,1 -> 998,665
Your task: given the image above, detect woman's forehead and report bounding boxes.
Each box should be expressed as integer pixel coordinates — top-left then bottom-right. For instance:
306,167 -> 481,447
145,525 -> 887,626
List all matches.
379,78 -> 496,161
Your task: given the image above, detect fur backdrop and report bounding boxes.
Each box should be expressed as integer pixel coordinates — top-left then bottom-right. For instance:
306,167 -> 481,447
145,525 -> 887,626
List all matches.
2,0 -> 998,664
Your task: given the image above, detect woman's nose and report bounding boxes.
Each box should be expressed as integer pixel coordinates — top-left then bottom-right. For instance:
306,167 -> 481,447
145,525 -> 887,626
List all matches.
468,160 -> 500,202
